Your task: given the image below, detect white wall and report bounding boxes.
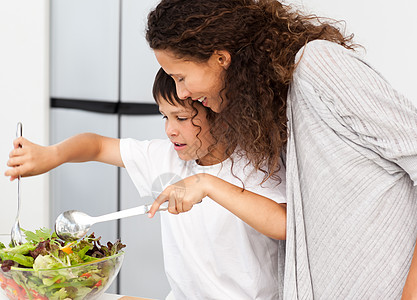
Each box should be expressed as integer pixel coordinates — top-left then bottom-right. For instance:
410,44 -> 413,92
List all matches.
0,1 -> 50,235
287,0 -> 417,105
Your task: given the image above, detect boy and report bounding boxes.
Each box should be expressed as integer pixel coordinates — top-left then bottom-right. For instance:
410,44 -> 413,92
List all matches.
5,68 -> 286,300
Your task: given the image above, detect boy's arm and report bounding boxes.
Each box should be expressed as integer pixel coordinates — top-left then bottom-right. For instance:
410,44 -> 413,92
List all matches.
5,133 -> 123,180
205,174 -> 286,240
149,173 -> 286,240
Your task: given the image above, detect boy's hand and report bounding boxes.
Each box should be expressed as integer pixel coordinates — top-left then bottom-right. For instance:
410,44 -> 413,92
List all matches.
148,173 -> 210,218
4,137 -> 58,180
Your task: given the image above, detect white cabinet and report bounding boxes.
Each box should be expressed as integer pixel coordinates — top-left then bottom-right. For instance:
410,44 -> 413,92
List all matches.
50,109 -> 119,244
121,0 -> 161,103
50,0 -> 120,101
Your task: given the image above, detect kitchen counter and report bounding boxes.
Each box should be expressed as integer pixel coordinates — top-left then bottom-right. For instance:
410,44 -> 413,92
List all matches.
0,293 -> 154,300
103,294 -> 155,300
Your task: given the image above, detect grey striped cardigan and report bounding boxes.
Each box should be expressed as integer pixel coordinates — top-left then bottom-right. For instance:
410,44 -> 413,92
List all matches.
284,40 -> 417,299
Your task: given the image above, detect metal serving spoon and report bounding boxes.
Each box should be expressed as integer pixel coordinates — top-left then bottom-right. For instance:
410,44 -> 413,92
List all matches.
55,202 -> 169,241
11,122 -> 24,246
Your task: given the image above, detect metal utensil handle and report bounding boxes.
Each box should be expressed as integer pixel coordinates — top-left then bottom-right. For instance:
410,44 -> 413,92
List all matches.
16,122 -> 23,139
16,122 -> 23,219
92,202 -> 169,224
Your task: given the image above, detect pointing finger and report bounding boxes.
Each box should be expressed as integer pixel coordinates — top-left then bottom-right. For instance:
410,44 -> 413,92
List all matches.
169,191 -> 179,214
148,189 -> 169,218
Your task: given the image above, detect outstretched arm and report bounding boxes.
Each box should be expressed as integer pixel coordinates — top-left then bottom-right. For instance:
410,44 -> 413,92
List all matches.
148,173 -> 286,240
5,133 -> 123,180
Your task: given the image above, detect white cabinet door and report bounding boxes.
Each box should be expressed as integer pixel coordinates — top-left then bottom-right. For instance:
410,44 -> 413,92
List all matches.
119,115 -> 170,299
50,0 -> 120,101
50,108 -> 119,242
50,108 -> 119,293
120,0 -> 161,103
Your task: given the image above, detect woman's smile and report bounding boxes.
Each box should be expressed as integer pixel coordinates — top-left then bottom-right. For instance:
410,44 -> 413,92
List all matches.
194,96 -> 208,107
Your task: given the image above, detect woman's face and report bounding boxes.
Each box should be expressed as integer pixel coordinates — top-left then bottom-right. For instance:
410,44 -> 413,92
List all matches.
154,49 -> 230,113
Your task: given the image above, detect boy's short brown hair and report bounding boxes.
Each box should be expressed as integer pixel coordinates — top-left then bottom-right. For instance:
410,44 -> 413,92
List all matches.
152,67 -> 187,107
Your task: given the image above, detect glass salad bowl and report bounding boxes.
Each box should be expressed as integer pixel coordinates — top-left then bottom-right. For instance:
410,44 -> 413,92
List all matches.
0,251 -> 124,300
1,228 -> 125,300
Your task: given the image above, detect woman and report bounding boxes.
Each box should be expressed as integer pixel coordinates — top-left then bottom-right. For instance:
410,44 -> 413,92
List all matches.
145,0 -> 417,299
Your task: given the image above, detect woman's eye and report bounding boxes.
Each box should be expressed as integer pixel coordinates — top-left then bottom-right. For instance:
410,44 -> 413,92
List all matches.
178,77 -> 184,82
161,115 -> 167,120
177,117 -> 188,121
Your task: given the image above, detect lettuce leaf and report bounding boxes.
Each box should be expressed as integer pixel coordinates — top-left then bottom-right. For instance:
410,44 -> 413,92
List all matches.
33,254 -> 65,271
22,228 -> 57,244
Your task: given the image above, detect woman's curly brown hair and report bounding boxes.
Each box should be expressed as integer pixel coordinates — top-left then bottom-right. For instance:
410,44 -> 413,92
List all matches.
146,0 -> 355,183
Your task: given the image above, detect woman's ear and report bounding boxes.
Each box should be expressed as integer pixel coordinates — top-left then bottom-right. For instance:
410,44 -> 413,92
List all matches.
214,50 -> 231,69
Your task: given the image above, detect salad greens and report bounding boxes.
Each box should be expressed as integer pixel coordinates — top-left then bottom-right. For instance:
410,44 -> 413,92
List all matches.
0,228 -> 125,300
21,228 -> 57,245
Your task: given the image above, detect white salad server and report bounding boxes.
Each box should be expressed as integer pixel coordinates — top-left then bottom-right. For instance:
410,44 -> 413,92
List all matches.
55,202 -> 169,241
11,122 -> 24,247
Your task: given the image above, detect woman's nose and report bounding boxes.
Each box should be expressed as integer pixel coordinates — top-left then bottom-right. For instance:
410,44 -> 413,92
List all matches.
176,83 -> 191,99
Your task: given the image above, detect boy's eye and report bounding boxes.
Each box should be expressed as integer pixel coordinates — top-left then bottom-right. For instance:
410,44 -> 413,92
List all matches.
178,77 -> 184,82
162,115 -> 167,120
177,117 -> 188,121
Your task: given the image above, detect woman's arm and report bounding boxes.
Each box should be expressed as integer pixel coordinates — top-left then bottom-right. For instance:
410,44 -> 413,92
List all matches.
148,173 -> 286,240
402,244 -> 417,299
5,133 -> 123,180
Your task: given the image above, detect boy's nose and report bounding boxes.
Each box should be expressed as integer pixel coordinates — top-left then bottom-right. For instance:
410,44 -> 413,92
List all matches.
165,123 -> 179,137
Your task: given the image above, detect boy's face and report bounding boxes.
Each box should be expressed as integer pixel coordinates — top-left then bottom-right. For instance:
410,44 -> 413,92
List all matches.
159,98 -> 217,165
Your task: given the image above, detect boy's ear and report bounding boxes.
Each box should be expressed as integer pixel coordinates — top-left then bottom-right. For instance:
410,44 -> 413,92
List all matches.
214,50 -> 231,69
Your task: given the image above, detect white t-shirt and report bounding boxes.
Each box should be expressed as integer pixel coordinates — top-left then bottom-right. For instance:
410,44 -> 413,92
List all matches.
120,138 -> 286,300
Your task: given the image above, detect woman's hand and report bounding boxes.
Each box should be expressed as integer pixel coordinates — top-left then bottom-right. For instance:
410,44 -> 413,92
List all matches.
148,173 -> 210,217
4,137 -> 58,181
